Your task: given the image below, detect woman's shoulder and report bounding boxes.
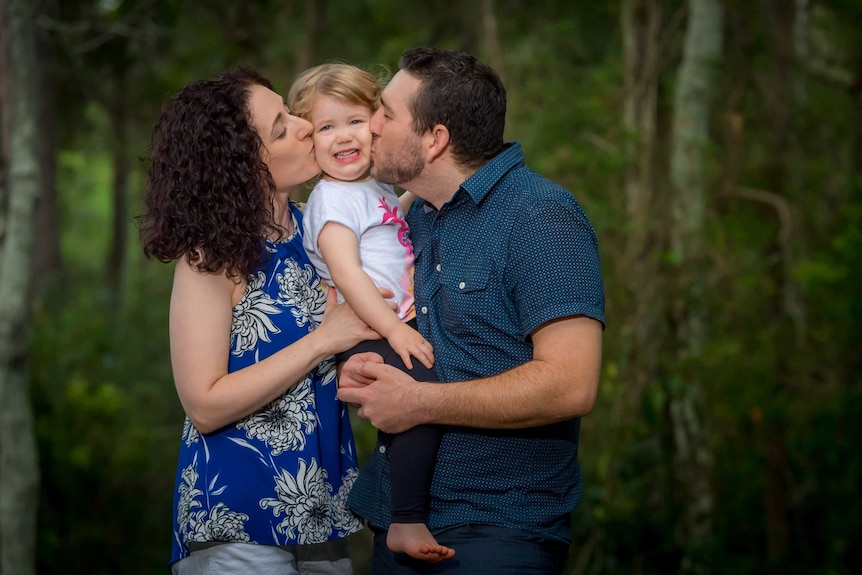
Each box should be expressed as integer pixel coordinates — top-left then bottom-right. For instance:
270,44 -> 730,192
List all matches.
175,255 -> 243,288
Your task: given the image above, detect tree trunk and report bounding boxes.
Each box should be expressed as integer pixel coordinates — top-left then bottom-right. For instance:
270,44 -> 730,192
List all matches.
758,0 -> 809,564
30,7 -> 61,295
668,0 -> 722,571
620,0 -> 665,406
0,0 -> 42,573
480,0 -> 505,82
295,0 -> 321,76
571,7 -> 668,573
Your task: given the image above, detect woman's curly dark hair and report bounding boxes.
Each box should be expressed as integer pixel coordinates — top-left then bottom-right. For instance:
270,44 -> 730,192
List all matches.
138,68 -> 283,279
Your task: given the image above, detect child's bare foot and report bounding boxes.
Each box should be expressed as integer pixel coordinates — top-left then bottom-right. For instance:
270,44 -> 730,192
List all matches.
387,522 -> 456,563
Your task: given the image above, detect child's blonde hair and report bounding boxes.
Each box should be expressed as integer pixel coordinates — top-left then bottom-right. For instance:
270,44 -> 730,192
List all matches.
288,62 -> 383,121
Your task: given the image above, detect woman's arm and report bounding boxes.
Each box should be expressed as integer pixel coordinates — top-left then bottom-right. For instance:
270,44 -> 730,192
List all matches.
169,257 -> 379,433
399,190 -> 416,214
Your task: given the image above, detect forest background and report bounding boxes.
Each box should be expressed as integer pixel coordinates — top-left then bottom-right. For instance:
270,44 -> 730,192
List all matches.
1,0 -> 860,574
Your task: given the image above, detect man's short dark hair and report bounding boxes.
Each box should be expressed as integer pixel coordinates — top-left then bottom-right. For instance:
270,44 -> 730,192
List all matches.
399,47 -> 506,169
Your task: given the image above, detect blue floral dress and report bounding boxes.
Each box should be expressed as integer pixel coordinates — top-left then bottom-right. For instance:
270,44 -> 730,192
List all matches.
170,204 -> 362,566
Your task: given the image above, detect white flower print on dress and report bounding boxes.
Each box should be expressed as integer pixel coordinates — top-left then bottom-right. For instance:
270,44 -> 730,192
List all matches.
232,271 -> 282,356
276,260 -> 327,330
259,458 -> 333,544
236,377 -> 317,454
330,468 -> 362,534
182,418 -> 199,446
176,462 -> 251,545
318,357 -> 337,388
186,503 -> 251,544
176,463 -> 203,531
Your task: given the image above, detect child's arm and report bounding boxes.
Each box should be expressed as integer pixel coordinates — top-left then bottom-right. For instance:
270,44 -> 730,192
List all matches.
317,221 -> 434,371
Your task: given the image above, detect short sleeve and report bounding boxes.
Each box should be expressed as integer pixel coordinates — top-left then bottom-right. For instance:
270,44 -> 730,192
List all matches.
303,183 -> 369,253
507,196 -> 605,337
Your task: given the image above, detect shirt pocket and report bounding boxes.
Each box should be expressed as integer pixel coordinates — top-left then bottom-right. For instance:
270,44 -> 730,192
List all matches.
438,267 -> 491,336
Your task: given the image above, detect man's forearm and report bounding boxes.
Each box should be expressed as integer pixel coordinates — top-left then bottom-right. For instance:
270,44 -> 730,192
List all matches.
338,316 -> 602,433
419,360 -> 598,429
420,316 -> 602,429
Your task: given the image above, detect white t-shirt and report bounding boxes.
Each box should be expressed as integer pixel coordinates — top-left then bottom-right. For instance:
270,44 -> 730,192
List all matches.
302,178 -> 415,321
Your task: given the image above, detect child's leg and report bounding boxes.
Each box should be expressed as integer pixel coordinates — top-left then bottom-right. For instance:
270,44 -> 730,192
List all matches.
377,346 -> 441,521
387,423 -> 444,523
377,345 -> 454,562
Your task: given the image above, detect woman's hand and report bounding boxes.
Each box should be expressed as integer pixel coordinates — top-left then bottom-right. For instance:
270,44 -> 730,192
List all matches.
316,288 -> 381,354
315,287 -> 395,355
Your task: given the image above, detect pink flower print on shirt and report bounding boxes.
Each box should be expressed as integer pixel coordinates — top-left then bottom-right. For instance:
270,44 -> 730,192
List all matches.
378,197 -> 413,256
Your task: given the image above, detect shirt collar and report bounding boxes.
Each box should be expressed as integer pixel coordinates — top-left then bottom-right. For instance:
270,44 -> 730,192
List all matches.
460,142 -> 525,204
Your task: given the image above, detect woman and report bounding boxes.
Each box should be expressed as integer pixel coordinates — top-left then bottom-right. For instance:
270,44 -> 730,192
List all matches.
139,68 -> 379,574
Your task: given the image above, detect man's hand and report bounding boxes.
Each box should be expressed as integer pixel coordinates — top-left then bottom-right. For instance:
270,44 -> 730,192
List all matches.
337,359 -> 431,434
337,352 -> 384,389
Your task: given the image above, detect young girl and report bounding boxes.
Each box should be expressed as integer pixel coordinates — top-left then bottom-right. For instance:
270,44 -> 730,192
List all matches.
288,63 -> 455,564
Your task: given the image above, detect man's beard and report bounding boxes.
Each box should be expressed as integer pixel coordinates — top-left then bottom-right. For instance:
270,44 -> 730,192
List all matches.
371,140 -> 424,186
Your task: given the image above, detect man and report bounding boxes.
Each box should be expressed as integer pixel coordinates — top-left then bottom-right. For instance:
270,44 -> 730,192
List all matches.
338,47 -> 605,575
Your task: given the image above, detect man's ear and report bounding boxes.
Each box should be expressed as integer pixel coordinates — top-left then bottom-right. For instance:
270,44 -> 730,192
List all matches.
423,124 -> 450,163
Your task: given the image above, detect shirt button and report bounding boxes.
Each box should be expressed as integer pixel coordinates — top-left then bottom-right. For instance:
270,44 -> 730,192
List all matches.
420,306 -> 428,314
378,445 -> 386,454
458,281 -> 466,289
436,264 -> 442,272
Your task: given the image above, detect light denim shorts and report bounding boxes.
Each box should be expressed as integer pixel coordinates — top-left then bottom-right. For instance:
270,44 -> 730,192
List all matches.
171,540 -> 353,575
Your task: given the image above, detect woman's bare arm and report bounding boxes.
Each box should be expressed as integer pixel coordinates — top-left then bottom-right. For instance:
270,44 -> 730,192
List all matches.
169,258 -> 380,433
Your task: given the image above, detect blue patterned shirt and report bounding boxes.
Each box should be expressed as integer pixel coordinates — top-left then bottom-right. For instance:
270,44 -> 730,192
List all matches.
348,142 -> 605,544
170,204 -> 362,566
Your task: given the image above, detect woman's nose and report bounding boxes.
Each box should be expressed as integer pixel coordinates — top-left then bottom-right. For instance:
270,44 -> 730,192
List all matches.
293,115 -> 313,139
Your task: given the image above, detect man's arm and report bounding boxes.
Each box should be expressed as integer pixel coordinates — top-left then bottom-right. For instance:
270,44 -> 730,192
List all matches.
337,314 -> 602,433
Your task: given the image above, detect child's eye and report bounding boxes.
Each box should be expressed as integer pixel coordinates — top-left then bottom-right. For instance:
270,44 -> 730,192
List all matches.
350,119 -> 364,125
318,124 -> 332,132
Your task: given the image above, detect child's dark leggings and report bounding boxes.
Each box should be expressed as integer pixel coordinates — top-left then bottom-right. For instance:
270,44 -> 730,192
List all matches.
337,322 -> 443,524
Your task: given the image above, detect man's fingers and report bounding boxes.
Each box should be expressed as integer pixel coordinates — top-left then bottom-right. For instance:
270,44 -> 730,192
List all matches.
337,387 -> 360,404
355,360 -> 392,380
355,351 -> 386,366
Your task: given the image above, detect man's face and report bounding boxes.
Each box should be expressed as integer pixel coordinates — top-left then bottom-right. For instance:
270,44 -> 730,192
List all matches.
369,70 -> 426,186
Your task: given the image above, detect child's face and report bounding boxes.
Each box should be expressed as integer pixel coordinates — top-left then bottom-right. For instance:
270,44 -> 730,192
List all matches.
309,95 -> 373,183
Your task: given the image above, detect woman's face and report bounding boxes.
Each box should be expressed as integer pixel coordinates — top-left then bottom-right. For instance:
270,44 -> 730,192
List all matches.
247,84 -> 320,191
